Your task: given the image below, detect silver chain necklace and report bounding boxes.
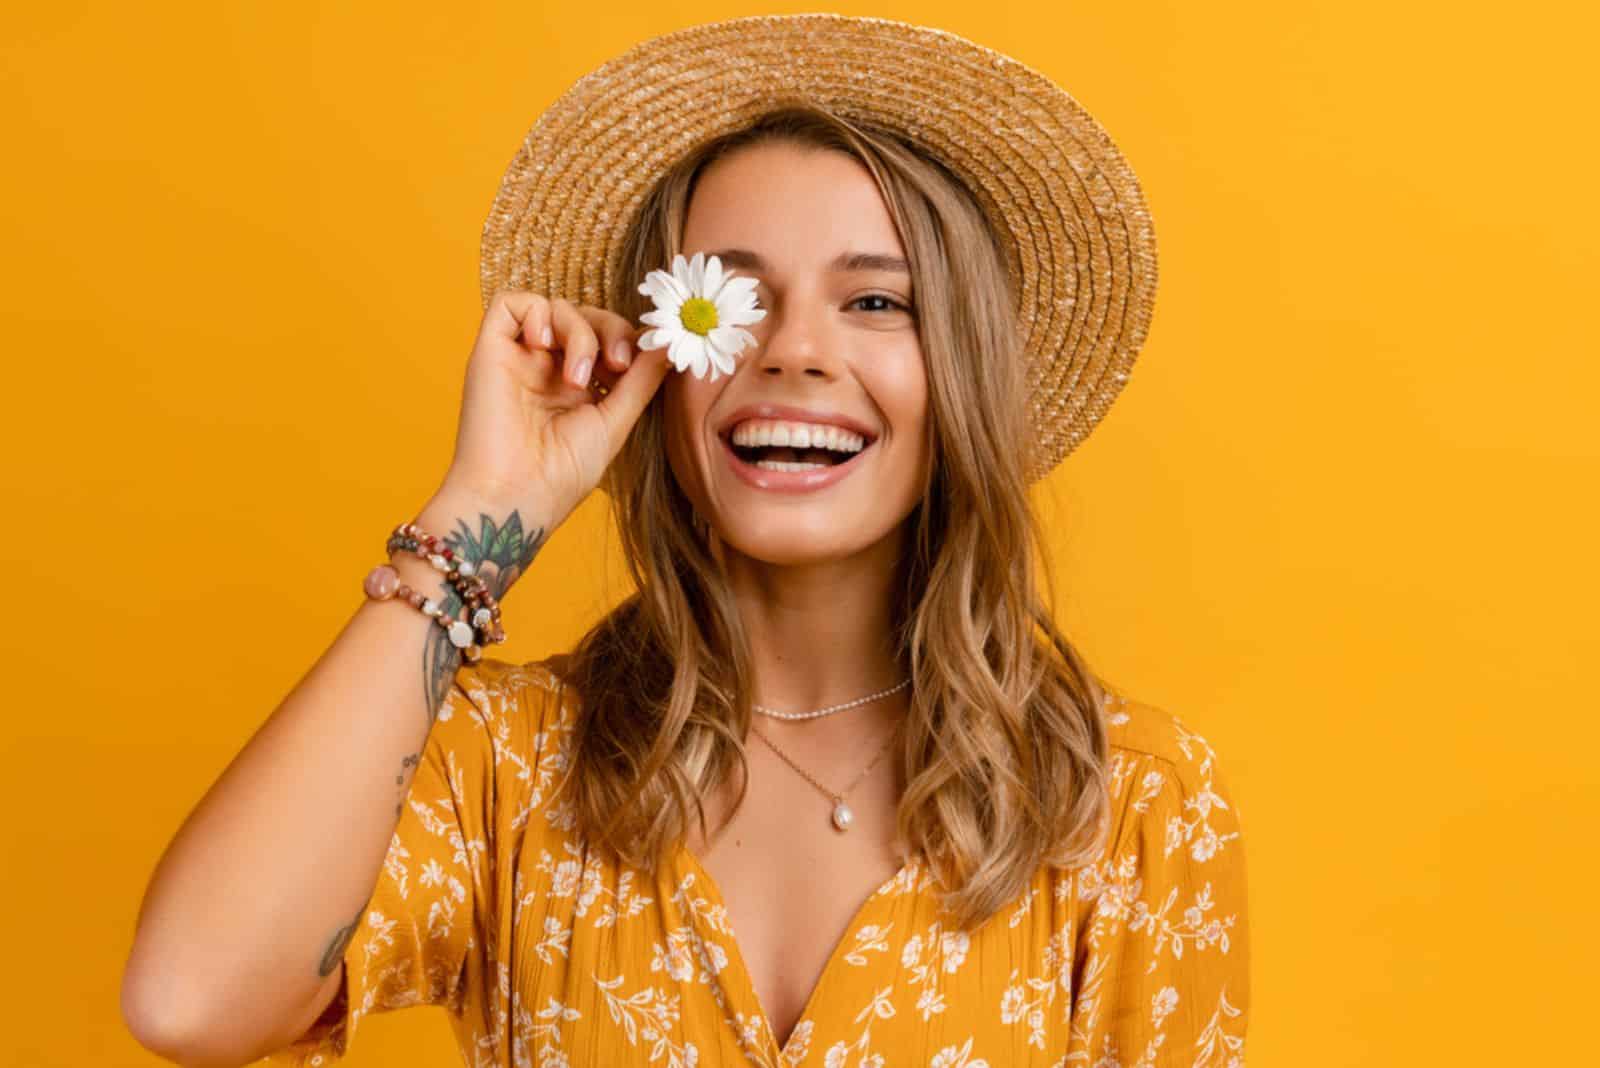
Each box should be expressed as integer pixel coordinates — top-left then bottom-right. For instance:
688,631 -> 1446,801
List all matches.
750,722 -> 897,832
752,677 -> 911,721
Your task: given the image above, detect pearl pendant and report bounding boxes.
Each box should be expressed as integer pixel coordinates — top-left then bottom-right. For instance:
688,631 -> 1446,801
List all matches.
831,799 -> 854,831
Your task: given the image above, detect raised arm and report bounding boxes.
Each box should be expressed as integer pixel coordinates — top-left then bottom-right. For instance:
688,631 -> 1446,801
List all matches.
120,287 -> 670,1066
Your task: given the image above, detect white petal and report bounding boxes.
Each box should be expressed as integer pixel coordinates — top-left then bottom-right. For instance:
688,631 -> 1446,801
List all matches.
720,305 -> 766,327
688,251 -> 706,295
638,271 -> 669,307
718,276 -> 759,302
702,255 -> 725,299
669,253 -> 695,297
726,289 -> 764,313
709,325 -> 745,356
659,258 -> 693,303
639,308 -> 678,328
644,270 -> 687,309
671,331 -> 703,373
687,337 -> 711,380
713,286 -> 755,316
645,323 -> 685,351
708,342 -> 737,380
636,328 -> 669,351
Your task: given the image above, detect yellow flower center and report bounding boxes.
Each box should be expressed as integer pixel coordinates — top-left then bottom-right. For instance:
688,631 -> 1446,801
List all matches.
678,297 -> 719,336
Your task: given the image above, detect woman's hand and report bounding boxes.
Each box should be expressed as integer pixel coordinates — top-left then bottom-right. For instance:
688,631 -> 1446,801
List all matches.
436,288 -> 672,532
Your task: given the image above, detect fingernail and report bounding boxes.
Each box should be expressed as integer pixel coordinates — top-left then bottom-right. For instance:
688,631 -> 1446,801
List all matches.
541,325 -> 554,347
572,356 -> 592,386
613,339 -> 632,366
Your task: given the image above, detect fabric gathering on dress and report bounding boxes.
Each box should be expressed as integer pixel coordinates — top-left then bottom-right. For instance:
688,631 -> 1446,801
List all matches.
267,657 -> 1249,1067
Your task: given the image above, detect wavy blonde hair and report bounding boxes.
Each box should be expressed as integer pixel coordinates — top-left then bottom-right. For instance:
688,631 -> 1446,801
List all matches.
554,104 -> 1110,931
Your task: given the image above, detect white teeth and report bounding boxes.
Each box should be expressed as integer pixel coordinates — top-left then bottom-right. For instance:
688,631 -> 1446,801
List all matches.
755,460 -> 830,471
729,419 -> 867,452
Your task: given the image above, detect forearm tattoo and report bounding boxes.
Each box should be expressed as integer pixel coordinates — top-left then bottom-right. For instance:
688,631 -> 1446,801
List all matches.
394,751 -> 420,820
317,908 -> 363,978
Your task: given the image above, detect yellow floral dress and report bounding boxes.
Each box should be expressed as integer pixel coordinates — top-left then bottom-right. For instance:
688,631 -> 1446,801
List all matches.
268,657 -> 1250,1067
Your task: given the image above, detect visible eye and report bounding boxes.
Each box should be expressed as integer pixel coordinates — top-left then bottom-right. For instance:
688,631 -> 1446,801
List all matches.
850,293 -> 912,314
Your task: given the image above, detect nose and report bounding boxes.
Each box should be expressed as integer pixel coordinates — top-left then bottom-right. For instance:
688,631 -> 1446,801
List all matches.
746,298 -> 844,380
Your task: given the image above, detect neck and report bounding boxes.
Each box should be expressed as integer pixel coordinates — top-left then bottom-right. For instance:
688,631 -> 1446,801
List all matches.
721,532 -> 908,730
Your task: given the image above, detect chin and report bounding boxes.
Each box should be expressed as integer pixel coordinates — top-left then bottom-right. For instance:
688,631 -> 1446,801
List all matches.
718,517 -> 892,567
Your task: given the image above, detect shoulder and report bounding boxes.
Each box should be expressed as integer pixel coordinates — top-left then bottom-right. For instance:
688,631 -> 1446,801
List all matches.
1065,683 -> 1253,1040
449,653 -> 572,712
1092,679 -> 1246,863
430,654 -> 580,813
443,654 -> 579,737
1098,680 -> 1235,803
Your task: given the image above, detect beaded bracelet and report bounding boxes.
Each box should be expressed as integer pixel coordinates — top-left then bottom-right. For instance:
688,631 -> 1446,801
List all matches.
361,521 -> 506,664
385,520 -> 506,644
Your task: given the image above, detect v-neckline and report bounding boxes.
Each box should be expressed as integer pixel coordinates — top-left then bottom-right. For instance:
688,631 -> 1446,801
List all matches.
673,840 -> 917,1061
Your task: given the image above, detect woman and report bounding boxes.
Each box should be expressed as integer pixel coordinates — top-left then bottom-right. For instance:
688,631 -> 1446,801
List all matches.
123,15 -> 1249,1067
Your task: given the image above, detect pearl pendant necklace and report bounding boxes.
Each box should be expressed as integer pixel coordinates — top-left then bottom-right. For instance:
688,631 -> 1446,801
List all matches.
747,677 -> 909,830
750,723 -> 897,832
831,798 -> 855,831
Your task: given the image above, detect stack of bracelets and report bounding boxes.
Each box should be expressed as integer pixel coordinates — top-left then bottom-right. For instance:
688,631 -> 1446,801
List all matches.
361,521 -> 506,664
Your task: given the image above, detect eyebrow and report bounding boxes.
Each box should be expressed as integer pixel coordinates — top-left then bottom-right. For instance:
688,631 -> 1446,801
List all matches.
704,248 -> 910,275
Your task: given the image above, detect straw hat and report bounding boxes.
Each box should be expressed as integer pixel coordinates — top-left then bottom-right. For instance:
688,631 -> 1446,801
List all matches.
479,12 -> 1158,478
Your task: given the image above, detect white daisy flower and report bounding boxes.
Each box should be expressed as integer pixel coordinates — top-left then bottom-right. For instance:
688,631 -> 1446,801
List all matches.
636,251 -> 767,382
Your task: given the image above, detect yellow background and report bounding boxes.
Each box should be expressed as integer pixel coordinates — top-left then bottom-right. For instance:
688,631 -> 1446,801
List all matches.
3,2 -> 1594,1064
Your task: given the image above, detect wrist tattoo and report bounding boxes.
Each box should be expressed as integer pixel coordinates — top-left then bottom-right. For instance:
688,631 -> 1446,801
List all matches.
408,510 -> 546,726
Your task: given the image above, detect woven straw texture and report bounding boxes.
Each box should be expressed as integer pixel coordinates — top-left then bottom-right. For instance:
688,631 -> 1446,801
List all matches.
479,13 -> 1159,478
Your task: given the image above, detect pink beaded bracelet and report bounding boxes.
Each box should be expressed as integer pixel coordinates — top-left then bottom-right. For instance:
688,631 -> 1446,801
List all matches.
362,521 -> 507,663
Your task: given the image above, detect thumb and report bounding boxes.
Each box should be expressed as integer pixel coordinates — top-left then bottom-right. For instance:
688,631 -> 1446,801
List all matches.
594,340 -> 673,451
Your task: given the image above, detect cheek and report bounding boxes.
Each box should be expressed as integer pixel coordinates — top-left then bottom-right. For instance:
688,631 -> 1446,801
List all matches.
864,353 -> 932,495
868,353 -> 930,444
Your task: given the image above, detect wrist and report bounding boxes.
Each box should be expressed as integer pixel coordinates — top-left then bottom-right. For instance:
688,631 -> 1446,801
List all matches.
405,488 -> 551,602
379,516 -> 508,655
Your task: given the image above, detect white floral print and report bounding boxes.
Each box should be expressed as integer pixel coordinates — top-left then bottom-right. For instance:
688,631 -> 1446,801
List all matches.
266,660 -> 1249,1067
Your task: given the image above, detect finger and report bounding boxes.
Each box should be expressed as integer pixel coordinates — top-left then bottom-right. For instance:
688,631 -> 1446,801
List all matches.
486,288 -> 554,349
594,340 -> 672,452
550,298 -> 602,388
573,305 -> 641,374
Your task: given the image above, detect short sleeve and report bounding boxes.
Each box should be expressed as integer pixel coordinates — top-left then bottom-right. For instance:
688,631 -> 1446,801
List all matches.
1068,737 -> 1251,1065
265,655 -> 563,1066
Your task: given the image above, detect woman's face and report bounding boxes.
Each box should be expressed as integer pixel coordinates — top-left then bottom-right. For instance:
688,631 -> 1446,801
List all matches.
663,142 -> 931,567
